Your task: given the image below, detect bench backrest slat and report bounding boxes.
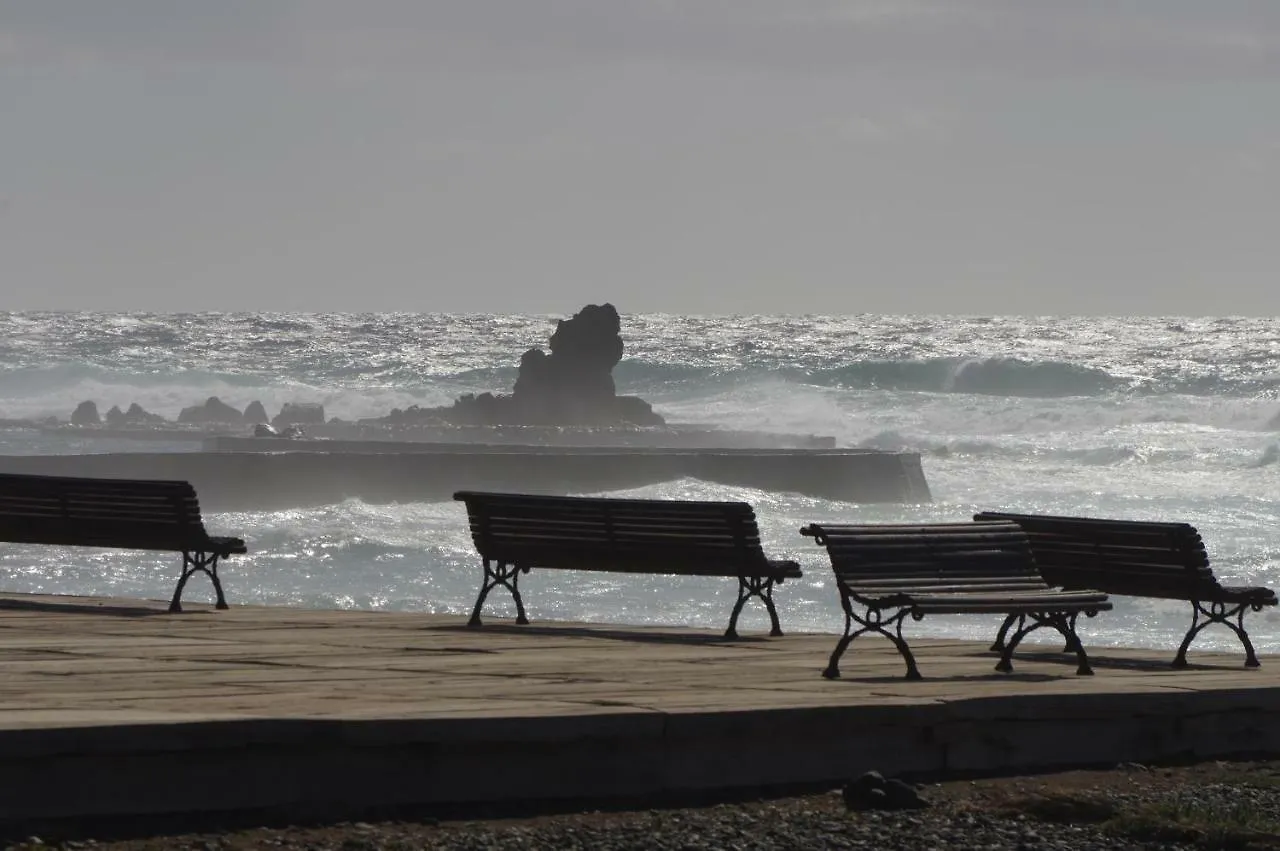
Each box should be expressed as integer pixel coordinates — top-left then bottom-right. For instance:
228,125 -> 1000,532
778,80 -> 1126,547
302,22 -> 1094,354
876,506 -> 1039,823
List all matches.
974,511 -> 1218,592
0,472 -> 214,552
454,490 -> 779,577
801,520 -> 1046,592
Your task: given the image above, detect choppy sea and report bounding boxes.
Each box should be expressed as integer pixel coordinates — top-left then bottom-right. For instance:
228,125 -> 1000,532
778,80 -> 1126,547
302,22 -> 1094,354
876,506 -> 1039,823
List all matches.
2,312 -> 1279,657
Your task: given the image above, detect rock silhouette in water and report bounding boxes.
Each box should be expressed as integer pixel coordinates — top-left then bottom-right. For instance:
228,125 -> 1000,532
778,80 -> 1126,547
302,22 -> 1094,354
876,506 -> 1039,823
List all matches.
273,402 -> 325,429
178,396 -> 243,424
243,401 -> 269,424
105,403 -> 165,427
375,303 -> 663,427
70,400 -> 101,426
127,402 -> 164,424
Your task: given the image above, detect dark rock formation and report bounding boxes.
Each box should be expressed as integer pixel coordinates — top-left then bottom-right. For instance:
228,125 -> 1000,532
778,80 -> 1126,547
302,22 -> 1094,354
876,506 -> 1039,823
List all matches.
71,401 -> 100,426
273,403 -> 325,429
105,403 -> 165,427
511,303 -> 624,422
615,396 -> 663,427
127,402 -> 164,424
178,396 -> 243,424
243,401 -> 269,424
369,304 -> 663,428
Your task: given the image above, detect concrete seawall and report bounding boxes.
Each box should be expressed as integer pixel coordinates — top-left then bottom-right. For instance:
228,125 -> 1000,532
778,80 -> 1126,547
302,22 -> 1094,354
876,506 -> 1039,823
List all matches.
33,422 -> 839,449
0,595 -> 1277,829
0,447 -> 931,510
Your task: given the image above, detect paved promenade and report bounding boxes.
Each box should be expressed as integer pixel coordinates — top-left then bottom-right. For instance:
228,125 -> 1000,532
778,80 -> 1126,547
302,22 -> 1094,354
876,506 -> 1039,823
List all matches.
1,593 -> 1277,828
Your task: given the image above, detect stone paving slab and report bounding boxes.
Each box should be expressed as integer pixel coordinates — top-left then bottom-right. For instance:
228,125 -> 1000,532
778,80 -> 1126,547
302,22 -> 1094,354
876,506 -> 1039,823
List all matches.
2,592 -> 1274,723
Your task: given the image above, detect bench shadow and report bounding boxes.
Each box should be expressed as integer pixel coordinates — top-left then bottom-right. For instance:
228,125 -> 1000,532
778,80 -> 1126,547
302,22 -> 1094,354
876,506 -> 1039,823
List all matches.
0,597 -> 183,618
988,649 -> 1234,673
424,622 -> 772,646
832,671 -> 1062,685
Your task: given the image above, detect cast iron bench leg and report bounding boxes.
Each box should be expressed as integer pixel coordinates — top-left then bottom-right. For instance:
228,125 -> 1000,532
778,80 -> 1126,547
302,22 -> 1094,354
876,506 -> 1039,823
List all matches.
725,575 -> 784,639
468,559 -> 530,627
169,551 -> 229,613
822,600 -> 921,681
1174,601 -> 1262,669
1061,611 -> 1083,653
990,612 -> 1021,652
997,611 -> 1094,676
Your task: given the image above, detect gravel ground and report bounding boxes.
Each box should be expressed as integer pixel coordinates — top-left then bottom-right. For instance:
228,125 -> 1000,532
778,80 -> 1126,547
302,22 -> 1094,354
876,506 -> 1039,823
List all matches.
7,759 -> 1280,851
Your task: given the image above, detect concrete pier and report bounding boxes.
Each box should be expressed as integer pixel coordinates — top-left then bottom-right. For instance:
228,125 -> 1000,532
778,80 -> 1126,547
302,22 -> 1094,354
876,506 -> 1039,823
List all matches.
33,422 -> 839,449
1,593 -> 1277,828
0,446 -> 932,509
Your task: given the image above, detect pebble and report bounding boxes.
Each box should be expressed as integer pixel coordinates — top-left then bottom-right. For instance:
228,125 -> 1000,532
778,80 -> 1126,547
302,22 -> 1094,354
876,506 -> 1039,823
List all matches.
7,775 -> 1280,851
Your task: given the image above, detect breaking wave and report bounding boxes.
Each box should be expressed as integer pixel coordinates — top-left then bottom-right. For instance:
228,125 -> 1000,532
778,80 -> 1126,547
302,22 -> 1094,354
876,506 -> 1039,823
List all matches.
798,357 -> 1124,397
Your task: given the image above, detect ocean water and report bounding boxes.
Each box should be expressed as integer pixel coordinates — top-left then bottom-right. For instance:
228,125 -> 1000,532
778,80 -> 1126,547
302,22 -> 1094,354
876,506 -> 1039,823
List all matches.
2,312 -> 1279,658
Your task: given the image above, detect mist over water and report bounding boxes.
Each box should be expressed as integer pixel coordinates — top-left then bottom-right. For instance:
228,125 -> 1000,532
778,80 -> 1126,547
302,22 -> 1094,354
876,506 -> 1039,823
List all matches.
2,312 -> 1279,657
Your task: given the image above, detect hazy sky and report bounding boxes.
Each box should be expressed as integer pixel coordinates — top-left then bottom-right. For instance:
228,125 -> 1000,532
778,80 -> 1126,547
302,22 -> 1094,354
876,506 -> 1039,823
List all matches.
2,1 -> 1278,314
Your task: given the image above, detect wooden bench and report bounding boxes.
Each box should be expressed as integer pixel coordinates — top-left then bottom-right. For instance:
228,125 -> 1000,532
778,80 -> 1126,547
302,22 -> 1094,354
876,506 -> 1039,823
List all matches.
454,490 -> 802,638
975,511 -> 1278,668
0,472 -> 247,613
800,520 -> 1111,679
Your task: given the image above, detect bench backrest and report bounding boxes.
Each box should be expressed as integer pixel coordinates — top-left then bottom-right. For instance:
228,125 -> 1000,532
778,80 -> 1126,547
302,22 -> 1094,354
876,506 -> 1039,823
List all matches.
800,520 -> 1046,594
454,490 -> 782,577
973,511 -> 1215,596
0,473 -> 215,552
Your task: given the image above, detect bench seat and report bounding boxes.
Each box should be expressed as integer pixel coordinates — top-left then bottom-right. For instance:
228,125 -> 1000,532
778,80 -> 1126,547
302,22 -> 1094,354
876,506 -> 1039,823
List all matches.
0,472 -> 247,612
976,511 -> 1277,667
801,520 -> 1111,679
455,490 -> 801,638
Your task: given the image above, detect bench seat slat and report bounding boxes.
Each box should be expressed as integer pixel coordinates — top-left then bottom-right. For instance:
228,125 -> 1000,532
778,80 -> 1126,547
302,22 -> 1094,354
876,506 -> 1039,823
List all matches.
506,557 -> 795,579
475,527 -> 759,544
0,500 -> 202,516
0,508 -> 204,523
824,550 -> 1036,562
457,492 -> 751,509
976,512 -> 1197,531
908,596 -> 1110,615
825,550 -> 1036,567
483,545 -> 765,561
471,507 -> 754,522
1031,545 -> 1209,566
484,541 -> 768,558
812,531 -> 1031,545
470,502 -> 751,516
470,517 -> 759,531
1028,534 -> 1207,550
480,537 -> 762,550
1034,558 -> 1215,577
1051,577 -> 1274,604
1025,527 -> 1202,544
832,570 -> 1047,584
476,517 -> 757,532
835,577 -> 1053,592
